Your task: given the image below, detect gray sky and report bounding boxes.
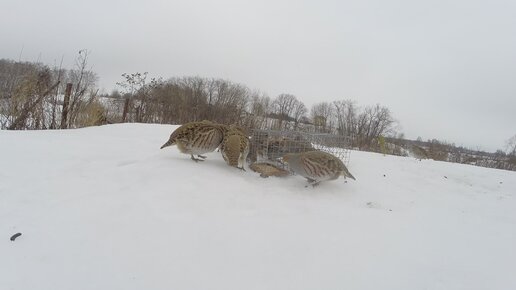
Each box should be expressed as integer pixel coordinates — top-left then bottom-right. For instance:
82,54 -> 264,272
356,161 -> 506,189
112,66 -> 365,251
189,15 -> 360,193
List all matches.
2,0 -> 515,151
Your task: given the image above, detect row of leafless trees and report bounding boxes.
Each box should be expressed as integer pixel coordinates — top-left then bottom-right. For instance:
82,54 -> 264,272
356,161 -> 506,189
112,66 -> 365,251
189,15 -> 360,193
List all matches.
506,135 -> 516,156
310,100 -> 397,149
0,54 -> 396,150
0,51 -> 101,130
103,74 -> 397,149
2,57 -> 515,164
0,56 -> 403,150
386,137 -> 516,171
2,57 -> 514,170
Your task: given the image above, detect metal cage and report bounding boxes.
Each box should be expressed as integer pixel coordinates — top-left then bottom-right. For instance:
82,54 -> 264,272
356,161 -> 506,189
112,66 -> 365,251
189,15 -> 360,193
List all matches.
248,129 -> 352,171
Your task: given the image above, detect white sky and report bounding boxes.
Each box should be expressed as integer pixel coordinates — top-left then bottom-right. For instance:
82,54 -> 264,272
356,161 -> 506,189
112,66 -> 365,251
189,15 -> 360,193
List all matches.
1,0 -> 515,151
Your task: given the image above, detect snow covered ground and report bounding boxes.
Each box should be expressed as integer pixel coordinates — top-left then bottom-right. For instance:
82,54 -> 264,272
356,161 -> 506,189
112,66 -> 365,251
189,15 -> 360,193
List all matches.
1,124 -> 515,290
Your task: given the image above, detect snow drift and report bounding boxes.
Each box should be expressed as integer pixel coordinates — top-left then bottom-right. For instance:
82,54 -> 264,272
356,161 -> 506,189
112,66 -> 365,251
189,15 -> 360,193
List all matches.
1,124 -> 515,290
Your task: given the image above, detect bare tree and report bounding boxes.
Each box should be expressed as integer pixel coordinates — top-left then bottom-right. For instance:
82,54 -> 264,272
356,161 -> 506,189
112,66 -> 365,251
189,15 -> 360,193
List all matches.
65,50 -> 99,128
0,59 -> 41,129
49,56 -> 65,129
355,104 -> 395,149
506,135 -> 516,156
292,99 -> 307,130
116,72 -> 162,123
271,94 -> 306,130
243,92 -> 271,130
310,102 -> 334,132
333,100 -> 357,137
209,78 -> 249,124
0,59 -> 62,130
113,76 -> 252,126
8,78 -> 59,130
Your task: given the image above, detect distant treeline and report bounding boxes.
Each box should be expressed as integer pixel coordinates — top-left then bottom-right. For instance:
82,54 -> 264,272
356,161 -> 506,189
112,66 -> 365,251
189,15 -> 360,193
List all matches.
0,56 -> 397,151
0,53 -> 99,130
1,55 -> 515,171
105,72 -> 397,151
388,138 -> 516,171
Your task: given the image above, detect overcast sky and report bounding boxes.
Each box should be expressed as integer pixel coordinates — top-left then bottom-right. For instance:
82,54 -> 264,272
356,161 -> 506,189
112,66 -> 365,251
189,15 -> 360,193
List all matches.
1,0 -> 515,151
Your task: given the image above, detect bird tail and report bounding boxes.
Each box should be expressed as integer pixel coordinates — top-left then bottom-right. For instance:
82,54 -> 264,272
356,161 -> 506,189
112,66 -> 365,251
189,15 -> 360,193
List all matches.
160,139 -> 176,149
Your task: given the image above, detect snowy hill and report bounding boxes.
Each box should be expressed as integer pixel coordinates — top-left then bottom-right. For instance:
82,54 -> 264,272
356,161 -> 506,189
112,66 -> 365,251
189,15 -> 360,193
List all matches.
1,124 -> 515,290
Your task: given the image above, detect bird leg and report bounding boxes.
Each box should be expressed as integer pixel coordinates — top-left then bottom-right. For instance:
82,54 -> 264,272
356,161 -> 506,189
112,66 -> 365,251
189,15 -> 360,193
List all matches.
197,155 -> 207,159
311,181 -> 321,187
305,178 -> 320,188
237,166 -> 246,172
190,154 -> 205,162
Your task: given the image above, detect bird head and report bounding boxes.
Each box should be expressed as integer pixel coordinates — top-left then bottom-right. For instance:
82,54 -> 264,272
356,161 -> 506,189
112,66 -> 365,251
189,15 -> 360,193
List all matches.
343,167 -> 356,180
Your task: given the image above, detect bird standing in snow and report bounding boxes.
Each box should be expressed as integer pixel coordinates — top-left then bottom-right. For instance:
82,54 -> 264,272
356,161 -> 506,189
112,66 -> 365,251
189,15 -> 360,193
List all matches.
282,150 -> 355,186
160,121 -> 227,162
220,125 -> 250,170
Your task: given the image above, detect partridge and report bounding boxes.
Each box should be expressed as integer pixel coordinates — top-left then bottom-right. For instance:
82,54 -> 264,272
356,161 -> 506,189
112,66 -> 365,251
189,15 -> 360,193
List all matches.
282,150 -> 355,186
160,121 -> 226,162
221,125 -> 250,170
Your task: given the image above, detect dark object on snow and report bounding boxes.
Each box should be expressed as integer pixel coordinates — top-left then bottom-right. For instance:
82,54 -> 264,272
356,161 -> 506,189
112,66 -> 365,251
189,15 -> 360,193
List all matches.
444,176 -> 448,179
10,233 -> 22,241
383,174 -> 386,177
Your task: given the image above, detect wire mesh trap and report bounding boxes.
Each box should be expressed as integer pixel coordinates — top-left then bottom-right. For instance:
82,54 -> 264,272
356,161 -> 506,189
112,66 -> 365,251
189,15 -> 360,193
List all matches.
248,129 -> 352,173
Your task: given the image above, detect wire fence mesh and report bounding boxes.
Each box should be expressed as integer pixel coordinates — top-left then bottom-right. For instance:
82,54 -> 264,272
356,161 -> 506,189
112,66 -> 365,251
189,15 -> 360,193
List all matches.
248,129 -> 352,172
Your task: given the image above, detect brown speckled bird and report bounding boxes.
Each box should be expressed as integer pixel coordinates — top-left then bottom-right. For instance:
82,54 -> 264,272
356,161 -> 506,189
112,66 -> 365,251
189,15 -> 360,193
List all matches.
160,121 -> 226,162
221,125 -> 250,170
282,150 -> 355,186
249,161 -> 290,178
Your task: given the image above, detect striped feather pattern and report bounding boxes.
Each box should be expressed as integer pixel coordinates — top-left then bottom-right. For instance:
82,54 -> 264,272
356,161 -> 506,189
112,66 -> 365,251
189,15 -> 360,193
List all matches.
283,151 -> 355,184
221,126 -> 250,169
160,121 -> 225,156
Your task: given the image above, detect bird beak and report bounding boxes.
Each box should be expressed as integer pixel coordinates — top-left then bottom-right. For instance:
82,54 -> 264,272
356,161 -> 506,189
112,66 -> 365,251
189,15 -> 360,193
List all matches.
347,173 -> 356,180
